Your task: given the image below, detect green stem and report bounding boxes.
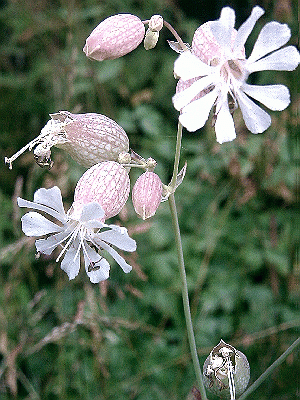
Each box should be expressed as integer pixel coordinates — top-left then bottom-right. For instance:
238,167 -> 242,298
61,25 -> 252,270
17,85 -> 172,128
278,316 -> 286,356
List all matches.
168,194 -> 207,399
238,336 -> 300,399
167,121 -> 207,399
170,122 -> 183,189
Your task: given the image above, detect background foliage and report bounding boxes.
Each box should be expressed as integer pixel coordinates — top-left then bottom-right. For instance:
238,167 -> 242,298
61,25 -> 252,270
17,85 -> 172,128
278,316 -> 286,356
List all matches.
0,0 -> 299,398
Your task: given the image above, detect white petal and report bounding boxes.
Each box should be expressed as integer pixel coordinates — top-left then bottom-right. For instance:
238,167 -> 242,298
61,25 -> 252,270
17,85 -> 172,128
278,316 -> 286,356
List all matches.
219,7 -> 235,29
172,75 -> 216,111
235,90 -> 271,133
242,83 -> 290,111
95,240 -> 132,274
97,228 -> 136,252
35,230 -> 70,255
234,6 -> 264,54
179,89 -> 218,132
79,202 -> 105,222
60,244 -> 81,280
210,7 -> 235,53
21,212 -> 62,236
215,103 -> 236,143
248,22 -> 291,63
34,187 -> 66,217
17,197 -> 66,223
247,46 -> 300,72
83,243 -> 110,283
174,51 -> 213,81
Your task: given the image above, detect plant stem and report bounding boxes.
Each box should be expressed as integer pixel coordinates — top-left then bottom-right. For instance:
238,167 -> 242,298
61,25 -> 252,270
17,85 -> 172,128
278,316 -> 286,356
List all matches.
168,121 -> 207,399
170,122 -> 183,188
163,21 -> 188,51
168,194 -> 207,399
238,336 -> 300,399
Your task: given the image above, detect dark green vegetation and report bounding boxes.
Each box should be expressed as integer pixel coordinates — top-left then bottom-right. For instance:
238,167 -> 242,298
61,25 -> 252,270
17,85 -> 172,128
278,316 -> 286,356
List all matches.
0,0 -> 299,398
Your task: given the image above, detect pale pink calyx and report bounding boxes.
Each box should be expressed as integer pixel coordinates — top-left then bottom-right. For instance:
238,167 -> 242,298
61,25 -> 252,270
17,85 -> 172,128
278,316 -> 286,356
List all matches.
132,171 -> 162,220
4,111 -> 129,169
72,161 -> 130,221
83,14 -> 145,61
192,22 -> 245,65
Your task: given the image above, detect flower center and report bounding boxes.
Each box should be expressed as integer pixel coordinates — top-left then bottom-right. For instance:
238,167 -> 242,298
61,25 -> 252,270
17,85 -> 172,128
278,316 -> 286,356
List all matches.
220,59 -> 244,83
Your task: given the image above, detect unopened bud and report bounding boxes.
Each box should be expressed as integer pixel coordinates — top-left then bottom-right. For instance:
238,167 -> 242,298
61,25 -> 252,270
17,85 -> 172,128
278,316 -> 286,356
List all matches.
5,111 -> 129,169
83,14 -> 145,61
72,161 -> 130,220
203,340 -> 250,399
132,171 -> 162,220
148,15 -> 164,32
144,29 -> 159,50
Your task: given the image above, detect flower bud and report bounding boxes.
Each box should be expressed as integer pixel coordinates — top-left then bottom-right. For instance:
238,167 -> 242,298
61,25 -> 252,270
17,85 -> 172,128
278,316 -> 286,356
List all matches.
148,15 -> 164,32
73,161 -> 130,220
144,29 -> 159,50
203,340 -> 250,399
132,171 -> 162,220
83,14 -> 145,61
5,111 -> 129,169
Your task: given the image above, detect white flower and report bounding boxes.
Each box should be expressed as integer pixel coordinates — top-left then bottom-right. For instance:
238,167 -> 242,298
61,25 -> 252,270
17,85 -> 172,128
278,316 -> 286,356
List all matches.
17,186 -> 136,283
172,6 -> 300,143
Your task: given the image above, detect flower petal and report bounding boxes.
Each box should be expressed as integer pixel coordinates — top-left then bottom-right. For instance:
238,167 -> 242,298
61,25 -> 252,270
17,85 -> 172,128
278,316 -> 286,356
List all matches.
172,75 -> 216,111
242,83 -> 290,111
235,90 -> 271,133
247,46 -> 300,72
215,103 -> 236,143
174,51 -> 213,81
97,227 -> 136,252
60,243 -> 81,280
17,196 -> 66,223
83,243 -> 110,283
248,21 -> 291,63
95,240 -> 132,273
210,7 -> 235,53
179,89 -> 218,132
21,212 -> 63,236
35,230 -> 71,255
34,187 -> 66,218
79,202 -> 105,222
234,6 -> 264,54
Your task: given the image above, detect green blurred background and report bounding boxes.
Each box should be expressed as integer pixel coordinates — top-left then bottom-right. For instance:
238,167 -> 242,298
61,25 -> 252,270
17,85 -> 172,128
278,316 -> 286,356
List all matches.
0,0 -> 299,398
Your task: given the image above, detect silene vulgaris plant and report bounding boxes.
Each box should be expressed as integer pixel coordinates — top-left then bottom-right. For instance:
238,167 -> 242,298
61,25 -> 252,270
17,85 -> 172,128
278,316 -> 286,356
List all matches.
5,6 -> 300,400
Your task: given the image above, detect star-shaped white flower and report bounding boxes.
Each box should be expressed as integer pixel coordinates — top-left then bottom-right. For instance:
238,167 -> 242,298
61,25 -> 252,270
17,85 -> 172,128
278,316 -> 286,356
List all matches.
172,6 -> 300,143
17,186 -> 136,283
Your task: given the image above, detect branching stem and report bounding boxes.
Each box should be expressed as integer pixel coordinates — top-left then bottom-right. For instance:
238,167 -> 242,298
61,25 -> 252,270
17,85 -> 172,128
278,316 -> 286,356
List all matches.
168,122 -> 207,399
238,336 -> 300,399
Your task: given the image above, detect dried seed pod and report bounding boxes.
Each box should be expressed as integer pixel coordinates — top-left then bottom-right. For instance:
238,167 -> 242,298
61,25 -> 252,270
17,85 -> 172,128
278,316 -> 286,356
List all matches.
132,171 -> 162,220
55,112 -> 129,167
72,161 -> 130,220
5,111 -> 129,169
203,340 -> 250,399
83,14 -> 145,61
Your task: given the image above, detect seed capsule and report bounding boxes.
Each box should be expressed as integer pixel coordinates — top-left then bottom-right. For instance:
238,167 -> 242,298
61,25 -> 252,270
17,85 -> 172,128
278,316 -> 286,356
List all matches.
55,112 -> 129,167
203,340 -> 250,399
5,111 -> 129,169
72,161 -> 130,220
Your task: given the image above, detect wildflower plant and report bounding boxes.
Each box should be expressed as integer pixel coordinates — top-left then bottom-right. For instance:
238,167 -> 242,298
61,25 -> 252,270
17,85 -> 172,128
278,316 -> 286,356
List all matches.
3,2 -> 300,399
